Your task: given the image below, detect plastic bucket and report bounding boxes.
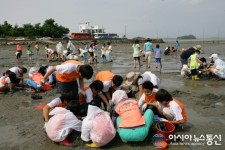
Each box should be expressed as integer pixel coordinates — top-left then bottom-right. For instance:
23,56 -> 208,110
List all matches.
42,84 -> 52,91
155,121 -> 175,142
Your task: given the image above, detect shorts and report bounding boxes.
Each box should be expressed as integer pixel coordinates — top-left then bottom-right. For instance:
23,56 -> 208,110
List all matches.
28,54 -> 33,57
89,52 -> 94,57
16,51 -> 22,59
155,58 -> 161,63
116,109 -> 154,142
57,80 -> 79,100
145,51 -> 151,61
134,57 -> 140,61
191,69 -> 197,76
180,57 -> 188,65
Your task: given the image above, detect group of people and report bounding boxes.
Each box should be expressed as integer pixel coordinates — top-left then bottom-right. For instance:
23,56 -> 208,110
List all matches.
180,45 -> 225,80
16,40 -> 114,65
132,38 -> 162,70
4,59 -> 185,147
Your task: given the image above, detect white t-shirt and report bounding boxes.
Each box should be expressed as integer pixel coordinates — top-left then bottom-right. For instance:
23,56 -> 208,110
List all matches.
56,63 -> 78,74
159,101 -> 184,121
102,80 -> 112,93
84,88 -> 94,103
138,88 -> 159,107
0,76 -> 11,88
9,67 -> 20,77
47,97 -> 62,108
137,71 -> 160,87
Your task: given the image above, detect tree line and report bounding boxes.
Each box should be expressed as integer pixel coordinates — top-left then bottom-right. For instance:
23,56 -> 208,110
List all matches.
0,18 -> 69,39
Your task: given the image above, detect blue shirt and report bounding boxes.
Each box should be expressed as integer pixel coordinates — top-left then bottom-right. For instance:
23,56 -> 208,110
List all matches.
154,48 -> 161,58
144,42 -> 152,51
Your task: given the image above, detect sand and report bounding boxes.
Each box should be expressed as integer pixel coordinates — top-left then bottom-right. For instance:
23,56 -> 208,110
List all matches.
0,41 -> 224,150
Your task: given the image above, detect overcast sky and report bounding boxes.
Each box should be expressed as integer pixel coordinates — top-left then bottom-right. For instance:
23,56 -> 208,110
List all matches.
1,0 -> 225,38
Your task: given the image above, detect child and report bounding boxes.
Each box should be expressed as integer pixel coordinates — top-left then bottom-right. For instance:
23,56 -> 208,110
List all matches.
9,66 -> 27,85
138,81 -> 158,112
43,93 -> 75,123
16,42 -> 22,63
132,39 -> 141,68
27,45 -> 33,61
154,44 -> 162,70
181,64 -> 191,78
26,71 -> 44,92
35,43 -> 39,55
0,70 -> 16,93
101,43 -> 107,63
46,100 -> 82,146
79,80 -> 108,116
89,43 -> 94,64
151,89 -> 187,125
189,49 -> 202,80
81,105 -> 116,148
106,42 -> 112,62
95,71 -> 123,110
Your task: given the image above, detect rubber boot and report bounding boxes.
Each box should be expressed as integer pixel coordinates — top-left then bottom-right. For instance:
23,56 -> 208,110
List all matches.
192,76 -> 195,80
86,143 -> 99,148
195,75 -> 200,80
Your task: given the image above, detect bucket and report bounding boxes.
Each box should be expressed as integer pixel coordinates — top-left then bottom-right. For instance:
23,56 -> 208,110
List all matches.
42,84 -> 52,91
155,121 -> 175,142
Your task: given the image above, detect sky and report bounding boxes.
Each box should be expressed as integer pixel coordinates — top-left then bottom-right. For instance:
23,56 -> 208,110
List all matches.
1,0 -> 225,39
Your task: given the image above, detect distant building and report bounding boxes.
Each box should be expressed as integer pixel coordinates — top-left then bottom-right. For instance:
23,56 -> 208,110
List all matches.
79,22 -> 105,34
78,22 -> 119,39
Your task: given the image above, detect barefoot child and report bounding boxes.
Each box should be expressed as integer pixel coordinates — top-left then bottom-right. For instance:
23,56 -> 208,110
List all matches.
27,45 -> 33,61
154,44 -> 162,70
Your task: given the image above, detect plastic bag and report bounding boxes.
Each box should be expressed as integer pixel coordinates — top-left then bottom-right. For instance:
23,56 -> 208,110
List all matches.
91,112 -> 116,146
46,107 -> 82,142
81,105 -> 116,147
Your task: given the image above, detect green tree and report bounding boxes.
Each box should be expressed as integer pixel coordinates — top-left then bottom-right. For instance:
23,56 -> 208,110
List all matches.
1,21 -> 12,36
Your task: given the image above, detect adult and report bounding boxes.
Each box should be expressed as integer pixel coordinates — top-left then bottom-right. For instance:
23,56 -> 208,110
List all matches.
56,42 -> 64,62
9,66 -> 27,85
144,38 -> 153,68
16,42 -> 22,63
95,71 -> 123,108
208,54 -> 225,79
121,71 -> 160,99
180,45 -> 201,66
41,60 -> 93,100
112,90 -> 154,142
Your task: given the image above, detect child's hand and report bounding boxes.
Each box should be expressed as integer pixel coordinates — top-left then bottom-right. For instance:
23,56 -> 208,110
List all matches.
142,103 -> 148,112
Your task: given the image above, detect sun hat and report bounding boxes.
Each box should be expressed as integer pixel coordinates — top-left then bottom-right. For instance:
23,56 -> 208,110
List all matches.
193,45 -> 201,50
209,54 -> 218,59
121,72 -> 140,92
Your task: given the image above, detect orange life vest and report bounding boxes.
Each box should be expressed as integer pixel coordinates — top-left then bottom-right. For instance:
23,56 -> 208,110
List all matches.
115,99 -> 145,128
79,86 -> 90,105
31,72 -> 44,85
56,60 -> 82,82
96,71 -> 115,82
1,76 -> 8,85
145,92 -> 156,104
